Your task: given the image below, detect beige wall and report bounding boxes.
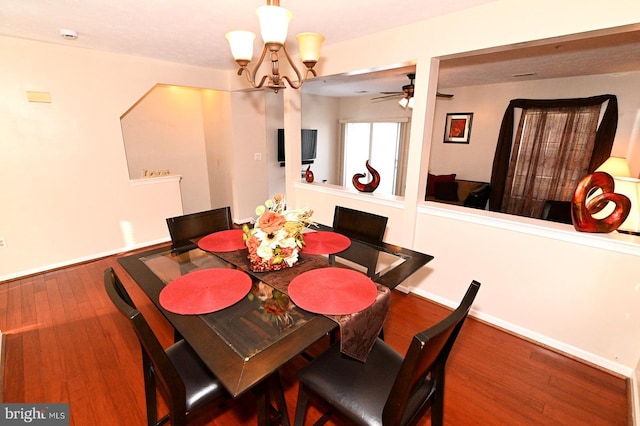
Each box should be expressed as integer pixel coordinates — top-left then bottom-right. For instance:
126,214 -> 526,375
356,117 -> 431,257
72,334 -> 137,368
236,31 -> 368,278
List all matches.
121,85 -> 212,214
291,0 -> 640,380
430,71 -> 640,181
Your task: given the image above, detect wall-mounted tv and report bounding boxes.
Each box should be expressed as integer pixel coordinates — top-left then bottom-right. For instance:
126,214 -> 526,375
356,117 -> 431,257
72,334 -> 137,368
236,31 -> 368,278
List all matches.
277,128 -> 317,166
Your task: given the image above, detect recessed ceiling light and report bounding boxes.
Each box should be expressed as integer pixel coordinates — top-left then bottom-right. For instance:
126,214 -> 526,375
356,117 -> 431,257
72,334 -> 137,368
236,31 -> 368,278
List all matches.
59,29 -> 78,40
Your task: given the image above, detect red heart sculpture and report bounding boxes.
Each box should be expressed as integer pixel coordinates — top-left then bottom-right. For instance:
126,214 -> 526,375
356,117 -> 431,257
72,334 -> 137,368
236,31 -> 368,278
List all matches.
571,171 -> 631,233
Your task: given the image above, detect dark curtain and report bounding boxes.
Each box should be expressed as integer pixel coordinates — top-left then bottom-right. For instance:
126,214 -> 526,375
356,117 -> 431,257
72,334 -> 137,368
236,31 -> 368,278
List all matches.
489,95 -> 618,212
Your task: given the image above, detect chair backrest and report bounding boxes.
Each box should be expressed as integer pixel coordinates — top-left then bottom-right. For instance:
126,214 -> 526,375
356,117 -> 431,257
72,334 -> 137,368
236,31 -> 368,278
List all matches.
332,205 -> 388,245
103,268 -> 187,407
540,200 -> 573,224
383,280 -> 480,426
166,207 -> 233,251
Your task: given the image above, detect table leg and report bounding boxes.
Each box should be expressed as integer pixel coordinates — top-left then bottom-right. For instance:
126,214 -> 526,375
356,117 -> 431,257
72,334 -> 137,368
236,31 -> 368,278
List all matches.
255,373 -> 290,426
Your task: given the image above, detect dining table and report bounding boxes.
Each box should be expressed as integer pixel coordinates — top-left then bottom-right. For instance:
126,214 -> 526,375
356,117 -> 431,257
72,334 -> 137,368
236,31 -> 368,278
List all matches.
118,224 -> 433,425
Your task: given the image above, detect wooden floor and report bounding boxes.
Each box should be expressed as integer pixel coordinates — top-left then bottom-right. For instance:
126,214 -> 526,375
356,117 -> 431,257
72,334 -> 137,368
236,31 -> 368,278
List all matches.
0,248 -> 629,425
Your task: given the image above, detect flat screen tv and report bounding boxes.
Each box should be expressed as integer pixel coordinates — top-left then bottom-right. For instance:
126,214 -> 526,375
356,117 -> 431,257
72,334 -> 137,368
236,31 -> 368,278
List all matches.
277,129 -> 317,166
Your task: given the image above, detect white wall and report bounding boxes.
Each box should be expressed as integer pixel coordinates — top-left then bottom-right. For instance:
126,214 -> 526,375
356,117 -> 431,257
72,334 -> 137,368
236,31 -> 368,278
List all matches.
0,35 -> 235,279
301,94 -> 341,185
202,89 -> 235,212
430,71 -> 640,181
120,85 -> 212,214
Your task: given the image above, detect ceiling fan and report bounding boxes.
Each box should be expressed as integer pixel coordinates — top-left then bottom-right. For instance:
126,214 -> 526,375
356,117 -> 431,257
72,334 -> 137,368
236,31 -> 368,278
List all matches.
371,73 -> 453,104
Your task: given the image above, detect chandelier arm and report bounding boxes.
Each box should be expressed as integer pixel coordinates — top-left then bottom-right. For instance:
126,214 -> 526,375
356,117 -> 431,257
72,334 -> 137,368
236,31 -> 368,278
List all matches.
242,44 -> 270,89
280,43 -> 304,87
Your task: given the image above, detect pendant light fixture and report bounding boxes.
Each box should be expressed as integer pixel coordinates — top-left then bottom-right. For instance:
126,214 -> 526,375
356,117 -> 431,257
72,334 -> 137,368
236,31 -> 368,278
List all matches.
226,0 -> 324,93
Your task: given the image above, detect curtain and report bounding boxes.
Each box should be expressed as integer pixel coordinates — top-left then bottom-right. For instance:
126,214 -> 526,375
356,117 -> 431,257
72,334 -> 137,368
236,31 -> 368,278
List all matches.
489,95 -> 618,214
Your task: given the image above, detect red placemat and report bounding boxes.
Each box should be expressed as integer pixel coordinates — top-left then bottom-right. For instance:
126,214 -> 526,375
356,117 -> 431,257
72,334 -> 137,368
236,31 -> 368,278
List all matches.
288,267 -> 377,315
198,229 -> 246,252
302,231 -> 351,254
159,268 -> 252,315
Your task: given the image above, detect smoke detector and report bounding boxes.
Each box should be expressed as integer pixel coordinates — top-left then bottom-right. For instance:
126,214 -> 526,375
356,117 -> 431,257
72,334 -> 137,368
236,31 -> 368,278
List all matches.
59,29 -> 78,40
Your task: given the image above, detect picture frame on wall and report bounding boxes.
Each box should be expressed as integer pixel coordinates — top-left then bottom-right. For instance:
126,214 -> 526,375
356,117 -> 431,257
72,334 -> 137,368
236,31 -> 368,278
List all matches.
444,112 -> 473,144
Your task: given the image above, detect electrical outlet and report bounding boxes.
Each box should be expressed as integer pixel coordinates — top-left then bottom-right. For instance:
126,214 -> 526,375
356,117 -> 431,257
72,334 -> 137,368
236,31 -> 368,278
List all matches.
0,237 -> 6,248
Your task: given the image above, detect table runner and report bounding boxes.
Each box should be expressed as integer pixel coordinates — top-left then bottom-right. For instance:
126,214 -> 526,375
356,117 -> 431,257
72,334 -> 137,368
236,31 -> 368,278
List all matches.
209,248 -> 389,362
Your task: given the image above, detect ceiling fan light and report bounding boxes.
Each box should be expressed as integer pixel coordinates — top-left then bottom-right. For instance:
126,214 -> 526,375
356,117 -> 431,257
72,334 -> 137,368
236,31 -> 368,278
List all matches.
257,5 -> 292,44
226,30 -> 255,61
408,97 -> 415,109
398,97 -> 409,108
296,32 -> 324,62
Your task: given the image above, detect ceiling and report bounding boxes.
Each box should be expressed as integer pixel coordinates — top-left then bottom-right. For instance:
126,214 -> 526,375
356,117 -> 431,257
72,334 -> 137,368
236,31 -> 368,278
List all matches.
1,1 -> 639,98
0,0 -> 493,70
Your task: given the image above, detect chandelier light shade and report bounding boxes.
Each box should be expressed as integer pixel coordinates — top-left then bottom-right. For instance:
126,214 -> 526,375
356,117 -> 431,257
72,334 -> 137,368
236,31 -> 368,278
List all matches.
226,0 -> 324,92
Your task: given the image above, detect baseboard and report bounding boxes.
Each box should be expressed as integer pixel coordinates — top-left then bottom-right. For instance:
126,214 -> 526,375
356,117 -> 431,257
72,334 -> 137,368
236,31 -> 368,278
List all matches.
0,238 -> 170,282
632,371 -> 639,425
0,331 -> 5,402
411,287 -> 634,378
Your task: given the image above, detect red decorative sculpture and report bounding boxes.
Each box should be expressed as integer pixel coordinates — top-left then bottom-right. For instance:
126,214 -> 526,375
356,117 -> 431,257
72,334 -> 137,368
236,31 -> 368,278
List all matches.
352,160 -> 381,193
305,165 -> 314,183
571,171 -> 631,233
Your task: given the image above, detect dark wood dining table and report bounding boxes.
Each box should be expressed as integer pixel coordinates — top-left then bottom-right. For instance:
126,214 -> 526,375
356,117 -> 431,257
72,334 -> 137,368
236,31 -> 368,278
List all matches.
118,225 -> 433,425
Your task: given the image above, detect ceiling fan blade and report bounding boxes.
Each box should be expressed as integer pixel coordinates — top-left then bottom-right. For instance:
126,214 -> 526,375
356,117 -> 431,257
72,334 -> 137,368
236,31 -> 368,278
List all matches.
372,94 -> 402,100
436,92 -> 454,98
379,91 -> 403,95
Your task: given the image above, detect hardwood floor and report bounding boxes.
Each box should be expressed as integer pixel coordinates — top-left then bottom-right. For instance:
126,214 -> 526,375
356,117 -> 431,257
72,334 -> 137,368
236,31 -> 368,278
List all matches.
0,248 -> 629,425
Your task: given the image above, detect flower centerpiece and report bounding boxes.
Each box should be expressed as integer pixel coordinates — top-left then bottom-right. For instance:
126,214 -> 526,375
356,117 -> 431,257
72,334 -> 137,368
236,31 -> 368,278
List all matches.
243,194 -> 314,272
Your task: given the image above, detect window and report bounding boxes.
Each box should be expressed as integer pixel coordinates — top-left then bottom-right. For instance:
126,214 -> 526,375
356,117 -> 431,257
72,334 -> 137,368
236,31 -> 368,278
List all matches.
502,105 -> 601,217
490,95 -> 618,217
341,120 -> 409,196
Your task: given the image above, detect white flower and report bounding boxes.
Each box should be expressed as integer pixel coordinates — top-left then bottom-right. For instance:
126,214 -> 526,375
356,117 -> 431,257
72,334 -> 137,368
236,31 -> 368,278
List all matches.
283,250 -> 299,267
279,236 -> 297,249
256,243 -> 273,261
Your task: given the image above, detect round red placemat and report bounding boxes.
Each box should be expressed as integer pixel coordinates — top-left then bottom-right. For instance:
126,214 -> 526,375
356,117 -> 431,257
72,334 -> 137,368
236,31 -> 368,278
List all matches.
198,229 -> 246,252
159,268 -> 252,315
288,267 -> 377,315
302,231 -> 351,254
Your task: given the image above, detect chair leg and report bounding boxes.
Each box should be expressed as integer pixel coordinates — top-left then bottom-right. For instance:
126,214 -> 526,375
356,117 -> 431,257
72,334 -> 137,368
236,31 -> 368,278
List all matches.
293,384 -> 310,426
430,387 -> 444,426
142,357 -> 158,426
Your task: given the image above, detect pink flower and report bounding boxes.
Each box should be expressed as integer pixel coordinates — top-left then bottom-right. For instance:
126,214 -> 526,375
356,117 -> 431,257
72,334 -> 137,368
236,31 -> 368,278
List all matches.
258,211 -> 286,234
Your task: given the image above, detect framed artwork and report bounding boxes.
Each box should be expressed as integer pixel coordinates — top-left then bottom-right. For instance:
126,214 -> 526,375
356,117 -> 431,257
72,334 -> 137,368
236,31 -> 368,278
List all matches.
444,112 -> 473,144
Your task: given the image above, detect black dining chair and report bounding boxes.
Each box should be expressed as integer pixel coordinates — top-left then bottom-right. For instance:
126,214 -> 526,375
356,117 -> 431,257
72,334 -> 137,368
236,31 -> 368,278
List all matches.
104,267 -> 229,426
294,280 -> 481,426
332,205 -> 388,245
166,206 -> 233,252
330,206 -> 388,278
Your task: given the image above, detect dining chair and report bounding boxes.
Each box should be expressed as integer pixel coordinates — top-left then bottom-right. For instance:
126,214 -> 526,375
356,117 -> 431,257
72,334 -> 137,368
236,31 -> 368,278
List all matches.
104,267 -> 229,426
330,206 -> 388,278
540,200 -> 573,224
166,206 -> 233,252
332,205 -> 388,245
294,280 -> 481,426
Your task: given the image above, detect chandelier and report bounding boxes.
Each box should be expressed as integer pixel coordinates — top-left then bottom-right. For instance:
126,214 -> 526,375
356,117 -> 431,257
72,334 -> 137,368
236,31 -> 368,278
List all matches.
225,0 -> 324,93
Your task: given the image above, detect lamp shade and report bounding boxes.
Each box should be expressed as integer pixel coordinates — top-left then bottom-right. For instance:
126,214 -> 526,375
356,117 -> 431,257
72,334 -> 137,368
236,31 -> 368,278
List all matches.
257,5 -> 292,44
296,32 -> 324,62
226,31 -> 255,61
595,156 -> 631,177
613,176 -> 640,234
